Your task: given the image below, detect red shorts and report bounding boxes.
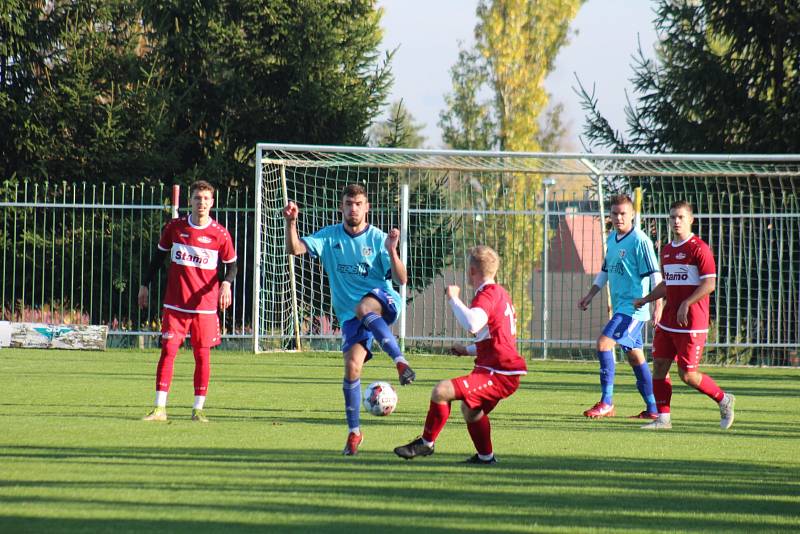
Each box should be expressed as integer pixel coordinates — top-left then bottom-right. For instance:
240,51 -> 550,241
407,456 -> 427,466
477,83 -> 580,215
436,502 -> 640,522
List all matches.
162,308 -> 221,348
451,368 -> 521,414
651,327 -> 706,371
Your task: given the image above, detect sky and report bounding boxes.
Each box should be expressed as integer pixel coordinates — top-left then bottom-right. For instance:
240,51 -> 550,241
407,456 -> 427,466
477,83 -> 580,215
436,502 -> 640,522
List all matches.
377,0 -> 660,150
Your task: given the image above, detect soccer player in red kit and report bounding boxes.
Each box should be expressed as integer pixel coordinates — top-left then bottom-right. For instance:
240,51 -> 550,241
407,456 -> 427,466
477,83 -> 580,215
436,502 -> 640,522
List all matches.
634,200 -> 734,430
394,245 -> 526,464
137,180 -> 237,422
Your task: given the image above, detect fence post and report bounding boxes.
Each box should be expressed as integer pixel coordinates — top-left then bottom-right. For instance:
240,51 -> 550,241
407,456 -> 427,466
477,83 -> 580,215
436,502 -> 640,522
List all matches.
399,183 -> 409,353
252,149 -> 263,353
541,178 -> 556,359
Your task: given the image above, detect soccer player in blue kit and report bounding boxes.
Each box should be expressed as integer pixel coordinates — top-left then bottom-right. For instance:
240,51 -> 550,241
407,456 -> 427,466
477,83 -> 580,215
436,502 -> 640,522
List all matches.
283,184 -> 415,455
577,194 -> 663,419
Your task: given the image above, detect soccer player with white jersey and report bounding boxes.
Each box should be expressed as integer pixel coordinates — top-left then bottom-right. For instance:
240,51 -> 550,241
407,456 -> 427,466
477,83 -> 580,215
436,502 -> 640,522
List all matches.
578,194 -> 663,419
634,200 -> 735,430
394,245 -> 526,464
138,180 -> 237,423
283,184 -> 414,456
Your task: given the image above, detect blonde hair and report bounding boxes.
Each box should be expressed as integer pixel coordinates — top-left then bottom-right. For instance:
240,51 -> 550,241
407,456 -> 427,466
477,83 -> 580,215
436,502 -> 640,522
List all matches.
469,245 -> 500,278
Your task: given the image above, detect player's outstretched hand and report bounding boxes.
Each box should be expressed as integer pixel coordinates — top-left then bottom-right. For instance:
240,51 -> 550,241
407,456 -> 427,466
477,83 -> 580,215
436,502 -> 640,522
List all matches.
577,294 -> 592,310
450,343 -> 469,356
445,285 -> 460,300
677,301 -> 689,326
219,281 -> 232,310
137,286 -> 149,309
385,228 -> 400,251
633,297 -> 647,310
282,201 -> 299,221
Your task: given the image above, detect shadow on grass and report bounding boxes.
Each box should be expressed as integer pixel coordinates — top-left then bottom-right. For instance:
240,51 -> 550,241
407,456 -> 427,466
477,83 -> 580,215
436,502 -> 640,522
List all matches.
1,445 -> 798,533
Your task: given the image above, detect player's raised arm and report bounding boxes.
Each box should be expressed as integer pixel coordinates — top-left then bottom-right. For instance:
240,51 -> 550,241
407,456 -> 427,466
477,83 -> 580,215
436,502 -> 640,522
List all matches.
385,228 -> 407,285
282,201 -> 308,256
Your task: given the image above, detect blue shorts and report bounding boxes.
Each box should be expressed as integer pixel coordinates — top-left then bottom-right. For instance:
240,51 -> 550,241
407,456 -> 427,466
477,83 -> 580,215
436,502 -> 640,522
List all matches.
601,313 -> 644,352
341,288 -> 400,360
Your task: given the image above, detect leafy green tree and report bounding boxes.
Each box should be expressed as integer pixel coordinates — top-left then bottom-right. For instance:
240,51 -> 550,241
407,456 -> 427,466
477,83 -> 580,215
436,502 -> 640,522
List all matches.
439,47 -> 497,150
578,0 -> 800,155
1,1 -> 393,186
0,1 -> 171,183
140,0 -> 392,186
369,100 -> 426,148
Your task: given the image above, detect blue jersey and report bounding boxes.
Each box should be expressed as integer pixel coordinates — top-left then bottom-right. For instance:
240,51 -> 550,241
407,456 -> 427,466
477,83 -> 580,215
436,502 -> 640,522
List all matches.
602,228 -> 660,321
302,224 -> 401,324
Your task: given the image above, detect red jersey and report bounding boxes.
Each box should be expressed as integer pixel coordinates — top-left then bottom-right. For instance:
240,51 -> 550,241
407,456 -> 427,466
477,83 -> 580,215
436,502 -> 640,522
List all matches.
659,234 -> 716,333
158,215 -> 236,314
470,283 -> 527,374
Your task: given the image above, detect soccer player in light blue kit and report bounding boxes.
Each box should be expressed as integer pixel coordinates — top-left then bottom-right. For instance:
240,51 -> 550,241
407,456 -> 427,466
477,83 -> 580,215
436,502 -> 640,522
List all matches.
577,194 -> 663,419
283,184 -> 415,455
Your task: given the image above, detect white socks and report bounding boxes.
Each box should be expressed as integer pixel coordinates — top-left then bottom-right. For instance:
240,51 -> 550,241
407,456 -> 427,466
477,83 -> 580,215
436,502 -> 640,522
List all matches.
155,391 -> 168,408
193,395 -> 206,410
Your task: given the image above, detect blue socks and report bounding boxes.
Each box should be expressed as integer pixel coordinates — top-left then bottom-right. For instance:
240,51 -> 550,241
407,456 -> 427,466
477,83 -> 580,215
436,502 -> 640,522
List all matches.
343,378 -> 361,432
598,350 -> 615,404
633,362 -> 657,413
362,312 -> 402,361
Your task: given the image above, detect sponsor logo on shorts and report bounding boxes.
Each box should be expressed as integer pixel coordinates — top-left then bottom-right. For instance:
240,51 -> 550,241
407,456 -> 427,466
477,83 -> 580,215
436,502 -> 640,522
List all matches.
162,332 -> 174,339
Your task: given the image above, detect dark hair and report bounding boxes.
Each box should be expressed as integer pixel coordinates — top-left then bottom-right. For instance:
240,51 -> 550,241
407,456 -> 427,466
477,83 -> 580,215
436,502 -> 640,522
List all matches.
609,194 -> 633,208
669,200 -> 694,214
342,183 -> 368,199
190,180 -> 215,196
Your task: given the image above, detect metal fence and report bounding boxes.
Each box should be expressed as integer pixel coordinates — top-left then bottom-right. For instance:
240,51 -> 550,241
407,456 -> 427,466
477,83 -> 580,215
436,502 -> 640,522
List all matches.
0,180 -> 255,349
3,161 -> 799,366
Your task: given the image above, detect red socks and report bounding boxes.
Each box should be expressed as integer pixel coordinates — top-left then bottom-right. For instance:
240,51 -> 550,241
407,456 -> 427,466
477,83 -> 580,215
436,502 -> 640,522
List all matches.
155,343 -> 178,392
467,415 -> 493,456
694,374 -> 725,402
193,347 -> 211,396
653,377 -> 673,414
155,344 -> 210,396
422,401 -> 451,442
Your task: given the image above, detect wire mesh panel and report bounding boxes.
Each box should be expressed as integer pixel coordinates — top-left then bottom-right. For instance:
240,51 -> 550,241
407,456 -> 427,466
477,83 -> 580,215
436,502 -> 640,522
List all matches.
0,181 -> 254,347
255,144 -> 800,365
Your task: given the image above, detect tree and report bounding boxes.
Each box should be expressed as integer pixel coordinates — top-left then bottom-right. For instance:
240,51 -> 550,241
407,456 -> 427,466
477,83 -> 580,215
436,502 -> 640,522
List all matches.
140,0 -> 392,186
369,99 -> 426,148
438,0 -> 584,338
1,1 -> 393,186
439,47 -> 497,150
0,1 -> 172,183
578,0 -> 800,155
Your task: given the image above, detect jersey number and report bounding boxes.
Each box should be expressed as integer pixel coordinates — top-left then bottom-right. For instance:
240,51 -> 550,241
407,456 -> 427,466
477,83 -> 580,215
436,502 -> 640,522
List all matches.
504,303 -> 517,336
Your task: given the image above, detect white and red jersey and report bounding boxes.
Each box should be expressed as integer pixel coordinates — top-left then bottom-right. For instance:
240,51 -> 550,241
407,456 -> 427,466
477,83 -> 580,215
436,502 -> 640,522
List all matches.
471,284 -> 527,374
659,234 -> 716,333
158,215 -> 236,314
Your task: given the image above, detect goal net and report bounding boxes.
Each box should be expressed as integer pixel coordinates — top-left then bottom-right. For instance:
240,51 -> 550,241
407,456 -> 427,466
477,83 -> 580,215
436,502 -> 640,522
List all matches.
254,145 -> 800,365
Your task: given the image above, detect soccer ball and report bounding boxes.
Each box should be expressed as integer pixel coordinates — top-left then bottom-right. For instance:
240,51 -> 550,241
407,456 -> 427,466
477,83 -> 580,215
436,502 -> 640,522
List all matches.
363,381 -> 398,416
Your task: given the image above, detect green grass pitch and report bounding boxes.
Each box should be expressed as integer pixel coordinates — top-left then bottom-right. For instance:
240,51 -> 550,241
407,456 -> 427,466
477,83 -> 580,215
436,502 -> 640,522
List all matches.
1,348 -> 799,533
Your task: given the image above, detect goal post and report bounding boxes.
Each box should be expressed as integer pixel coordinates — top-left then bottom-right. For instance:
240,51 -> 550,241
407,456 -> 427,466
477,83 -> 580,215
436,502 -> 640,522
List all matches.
254,144 -> 800,365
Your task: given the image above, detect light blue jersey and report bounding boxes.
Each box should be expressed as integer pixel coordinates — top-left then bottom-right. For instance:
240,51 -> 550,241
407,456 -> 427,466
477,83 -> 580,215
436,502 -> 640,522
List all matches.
302,224 -> 401,324
602,228 -> 660,321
